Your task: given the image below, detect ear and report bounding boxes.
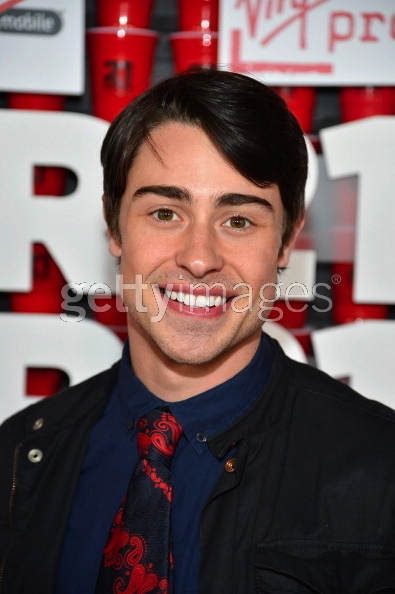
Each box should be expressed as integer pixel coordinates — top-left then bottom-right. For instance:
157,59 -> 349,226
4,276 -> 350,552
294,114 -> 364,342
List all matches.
109,231 -> 122,258
102,200 -> 122,257
277,217 -> 305,269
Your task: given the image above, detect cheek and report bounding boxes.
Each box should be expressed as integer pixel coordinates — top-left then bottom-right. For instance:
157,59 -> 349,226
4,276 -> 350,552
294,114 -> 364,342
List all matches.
244,258 -> 280,301
119,236 -> 173,277
258,281 -> 279,305
239,243 -> 280,276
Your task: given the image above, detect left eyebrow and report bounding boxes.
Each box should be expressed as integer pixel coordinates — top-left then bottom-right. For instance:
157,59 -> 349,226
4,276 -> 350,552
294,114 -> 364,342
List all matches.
214,193 -> 274,212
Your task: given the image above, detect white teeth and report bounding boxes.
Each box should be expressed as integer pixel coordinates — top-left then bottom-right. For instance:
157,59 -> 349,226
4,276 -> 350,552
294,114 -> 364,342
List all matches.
164,289 -> 226,308
196,295 -> 207,308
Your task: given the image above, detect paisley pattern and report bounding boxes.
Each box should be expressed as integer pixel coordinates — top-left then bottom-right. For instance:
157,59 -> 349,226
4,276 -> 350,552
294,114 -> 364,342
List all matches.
138,414 -> 182,458
102,504 -> 168,593
95,409 -> 182,594
141,460 -> 173,502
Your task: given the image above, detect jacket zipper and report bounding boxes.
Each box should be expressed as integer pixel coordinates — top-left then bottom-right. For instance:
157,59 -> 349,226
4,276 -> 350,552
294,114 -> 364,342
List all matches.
0,442 -> 22,592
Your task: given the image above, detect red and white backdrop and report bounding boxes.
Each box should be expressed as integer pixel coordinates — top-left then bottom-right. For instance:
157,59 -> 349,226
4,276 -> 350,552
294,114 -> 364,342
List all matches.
0,0 -> 395,422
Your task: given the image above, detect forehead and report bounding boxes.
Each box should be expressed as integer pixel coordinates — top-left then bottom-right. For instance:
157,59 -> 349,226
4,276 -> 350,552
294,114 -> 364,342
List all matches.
117,123 -> 286,235
132,122 -> 228,182
127,122 -> 280,203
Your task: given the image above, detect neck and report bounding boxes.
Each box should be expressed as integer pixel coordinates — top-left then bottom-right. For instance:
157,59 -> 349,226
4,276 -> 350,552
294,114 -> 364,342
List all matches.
127,326 -> 261,402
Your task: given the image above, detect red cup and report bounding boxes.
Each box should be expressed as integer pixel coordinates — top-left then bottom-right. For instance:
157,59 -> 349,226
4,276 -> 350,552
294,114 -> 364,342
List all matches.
8,93 -> 65,111
31,166 -> 67,196
87,27 -> 158,122
272,86 -> 316,134
270,299 -> 308,329
10,243 -> 66,314
26,368 -> 65,397
94,294 -> 128,339
8,93 -> 67,195
170,31 -> 218,73
11,243 -> 67,396
339,87 -> 395,122
177,0 -> 219,31
331,262 -> 389,324
96,0 -> 154,28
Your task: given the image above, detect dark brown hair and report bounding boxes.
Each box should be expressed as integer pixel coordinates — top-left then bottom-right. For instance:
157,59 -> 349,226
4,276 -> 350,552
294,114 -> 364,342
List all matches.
101,68 -> 307,247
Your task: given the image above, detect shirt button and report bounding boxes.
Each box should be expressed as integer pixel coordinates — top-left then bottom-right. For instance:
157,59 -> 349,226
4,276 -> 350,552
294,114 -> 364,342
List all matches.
196,433 -> 207,443
32,418 -> 44,431
28,449 -> 43,463
225,458 -> 236,473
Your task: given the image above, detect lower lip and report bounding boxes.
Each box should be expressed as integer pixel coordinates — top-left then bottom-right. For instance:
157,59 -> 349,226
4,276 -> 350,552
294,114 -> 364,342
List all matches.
165,296 -> 232,318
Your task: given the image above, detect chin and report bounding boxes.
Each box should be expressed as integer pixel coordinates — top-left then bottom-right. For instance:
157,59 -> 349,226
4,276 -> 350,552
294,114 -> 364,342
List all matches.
156,342 -> 224,367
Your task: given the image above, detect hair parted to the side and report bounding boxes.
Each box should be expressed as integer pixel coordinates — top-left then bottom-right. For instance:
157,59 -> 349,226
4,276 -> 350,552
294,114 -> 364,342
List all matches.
101,68 -> 307,248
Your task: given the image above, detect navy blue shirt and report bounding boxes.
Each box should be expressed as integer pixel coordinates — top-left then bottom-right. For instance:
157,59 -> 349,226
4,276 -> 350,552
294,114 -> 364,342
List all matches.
55,334 -> 273,594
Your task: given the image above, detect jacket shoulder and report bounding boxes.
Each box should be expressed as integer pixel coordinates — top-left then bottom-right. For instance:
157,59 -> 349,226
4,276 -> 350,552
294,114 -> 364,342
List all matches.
289,355 -> 395,423
281,354 -> 395,459
0,362 -> 120,437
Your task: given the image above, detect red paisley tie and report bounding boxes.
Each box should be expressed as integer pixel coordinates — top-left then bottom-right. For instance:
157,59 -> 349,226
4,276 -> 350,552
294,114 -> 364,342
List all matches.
95,408 -> 183,594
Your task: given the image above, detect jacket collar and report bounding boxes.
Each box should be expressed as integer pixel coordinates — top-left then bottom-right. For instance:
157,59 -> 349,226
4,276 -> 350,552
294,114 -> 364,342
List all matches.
207,338 -> 290,459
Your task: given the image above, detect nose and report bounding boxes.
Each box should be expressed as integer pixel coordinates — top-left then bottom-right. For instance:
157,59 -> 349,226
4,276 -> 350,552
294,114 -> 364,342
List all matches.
175,224 -> 224,279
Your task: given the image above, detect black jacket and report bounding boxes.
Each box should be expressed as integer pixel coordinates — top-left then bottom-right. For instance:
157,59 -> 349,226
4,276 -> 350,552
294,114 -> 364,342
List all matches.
1,338 -> 395,593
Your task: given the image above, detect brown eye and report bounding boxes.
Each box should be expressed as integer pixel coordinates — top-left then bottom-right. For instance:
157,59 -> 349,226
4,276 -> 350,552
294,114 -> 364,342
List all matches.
154,209 -> 178,221
225,216 -> 249,229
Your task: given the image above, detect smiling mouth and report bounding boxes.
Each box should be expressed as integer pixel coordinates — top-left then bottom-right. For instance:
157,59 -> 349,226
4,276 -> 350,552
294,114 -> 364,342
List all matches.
164,289 -> 227,309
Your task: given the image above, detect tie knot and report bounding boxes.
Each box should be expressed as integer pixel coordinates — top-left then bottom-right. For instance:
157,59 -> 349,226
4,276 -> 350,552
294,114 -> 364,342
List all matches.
137,408 -> 183,466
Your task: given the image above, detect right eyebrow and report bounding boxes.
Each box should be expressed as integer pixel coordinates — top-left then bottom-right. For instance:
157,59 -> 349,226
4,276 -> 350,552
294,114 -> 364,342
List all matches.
133,185 -> 192,203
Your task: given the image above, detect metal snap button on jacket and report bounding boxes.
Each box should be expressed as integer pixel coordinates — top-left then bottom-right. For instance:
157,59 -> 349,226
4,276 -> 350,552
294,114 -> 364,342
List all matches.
224,458 -> 236,473
32,418 -> 44,431
28,449 -> 43,463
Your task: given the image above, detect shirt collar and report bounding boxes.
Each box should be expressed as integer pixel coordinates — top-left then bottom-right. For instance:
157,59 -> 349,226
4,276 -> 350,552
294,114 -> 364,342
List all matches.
118,333 -> 273,455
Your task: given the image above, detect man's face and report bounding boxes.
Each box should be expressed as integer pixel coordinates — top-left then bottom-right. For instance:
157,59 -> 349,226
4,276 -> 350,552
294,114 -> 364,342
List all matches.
110,122 -> 298,367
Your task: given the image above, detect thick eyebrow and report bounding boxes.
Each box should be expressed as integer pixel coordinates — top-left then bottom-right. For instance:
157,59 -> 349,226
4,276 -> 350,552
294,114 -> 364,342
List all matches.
214,192 -> 274,212
133,185 -> 274,212
133,185 -> 192,202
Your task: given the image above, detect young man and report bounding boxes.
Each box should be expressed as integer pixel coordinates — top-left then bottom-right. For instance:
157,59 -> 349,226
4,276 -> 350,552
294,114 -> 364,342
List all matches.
1,69 -> 395,594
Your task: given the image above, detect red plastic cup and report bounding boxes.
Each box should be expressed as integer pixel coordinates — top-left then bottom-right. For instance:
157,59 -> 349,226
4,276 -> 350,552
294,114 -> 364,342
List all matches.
26,368 -> 65,397
269,299 -> 308,329
11,243 -> 67,396
272,86 -> 316,134
170,31 -> 218,73
331,262 -> 389,324
177,0 -> 219,31
8,93 -> 67,195
10,243 -> 66,314
339,87 -> 395,122
31,166 -> 67,196
8,93 -> 65,111
87,27 -> 158,122
96,0 -> 154,28
94,294 -> 128,339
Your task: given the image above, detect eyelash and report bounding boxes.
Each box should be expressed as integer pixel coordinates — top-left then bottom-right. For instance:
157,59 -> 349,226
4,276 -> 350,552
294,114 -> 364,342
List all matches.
151,208 -> 180,222
223,215 -> 252,229
150,209 -> 252,229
